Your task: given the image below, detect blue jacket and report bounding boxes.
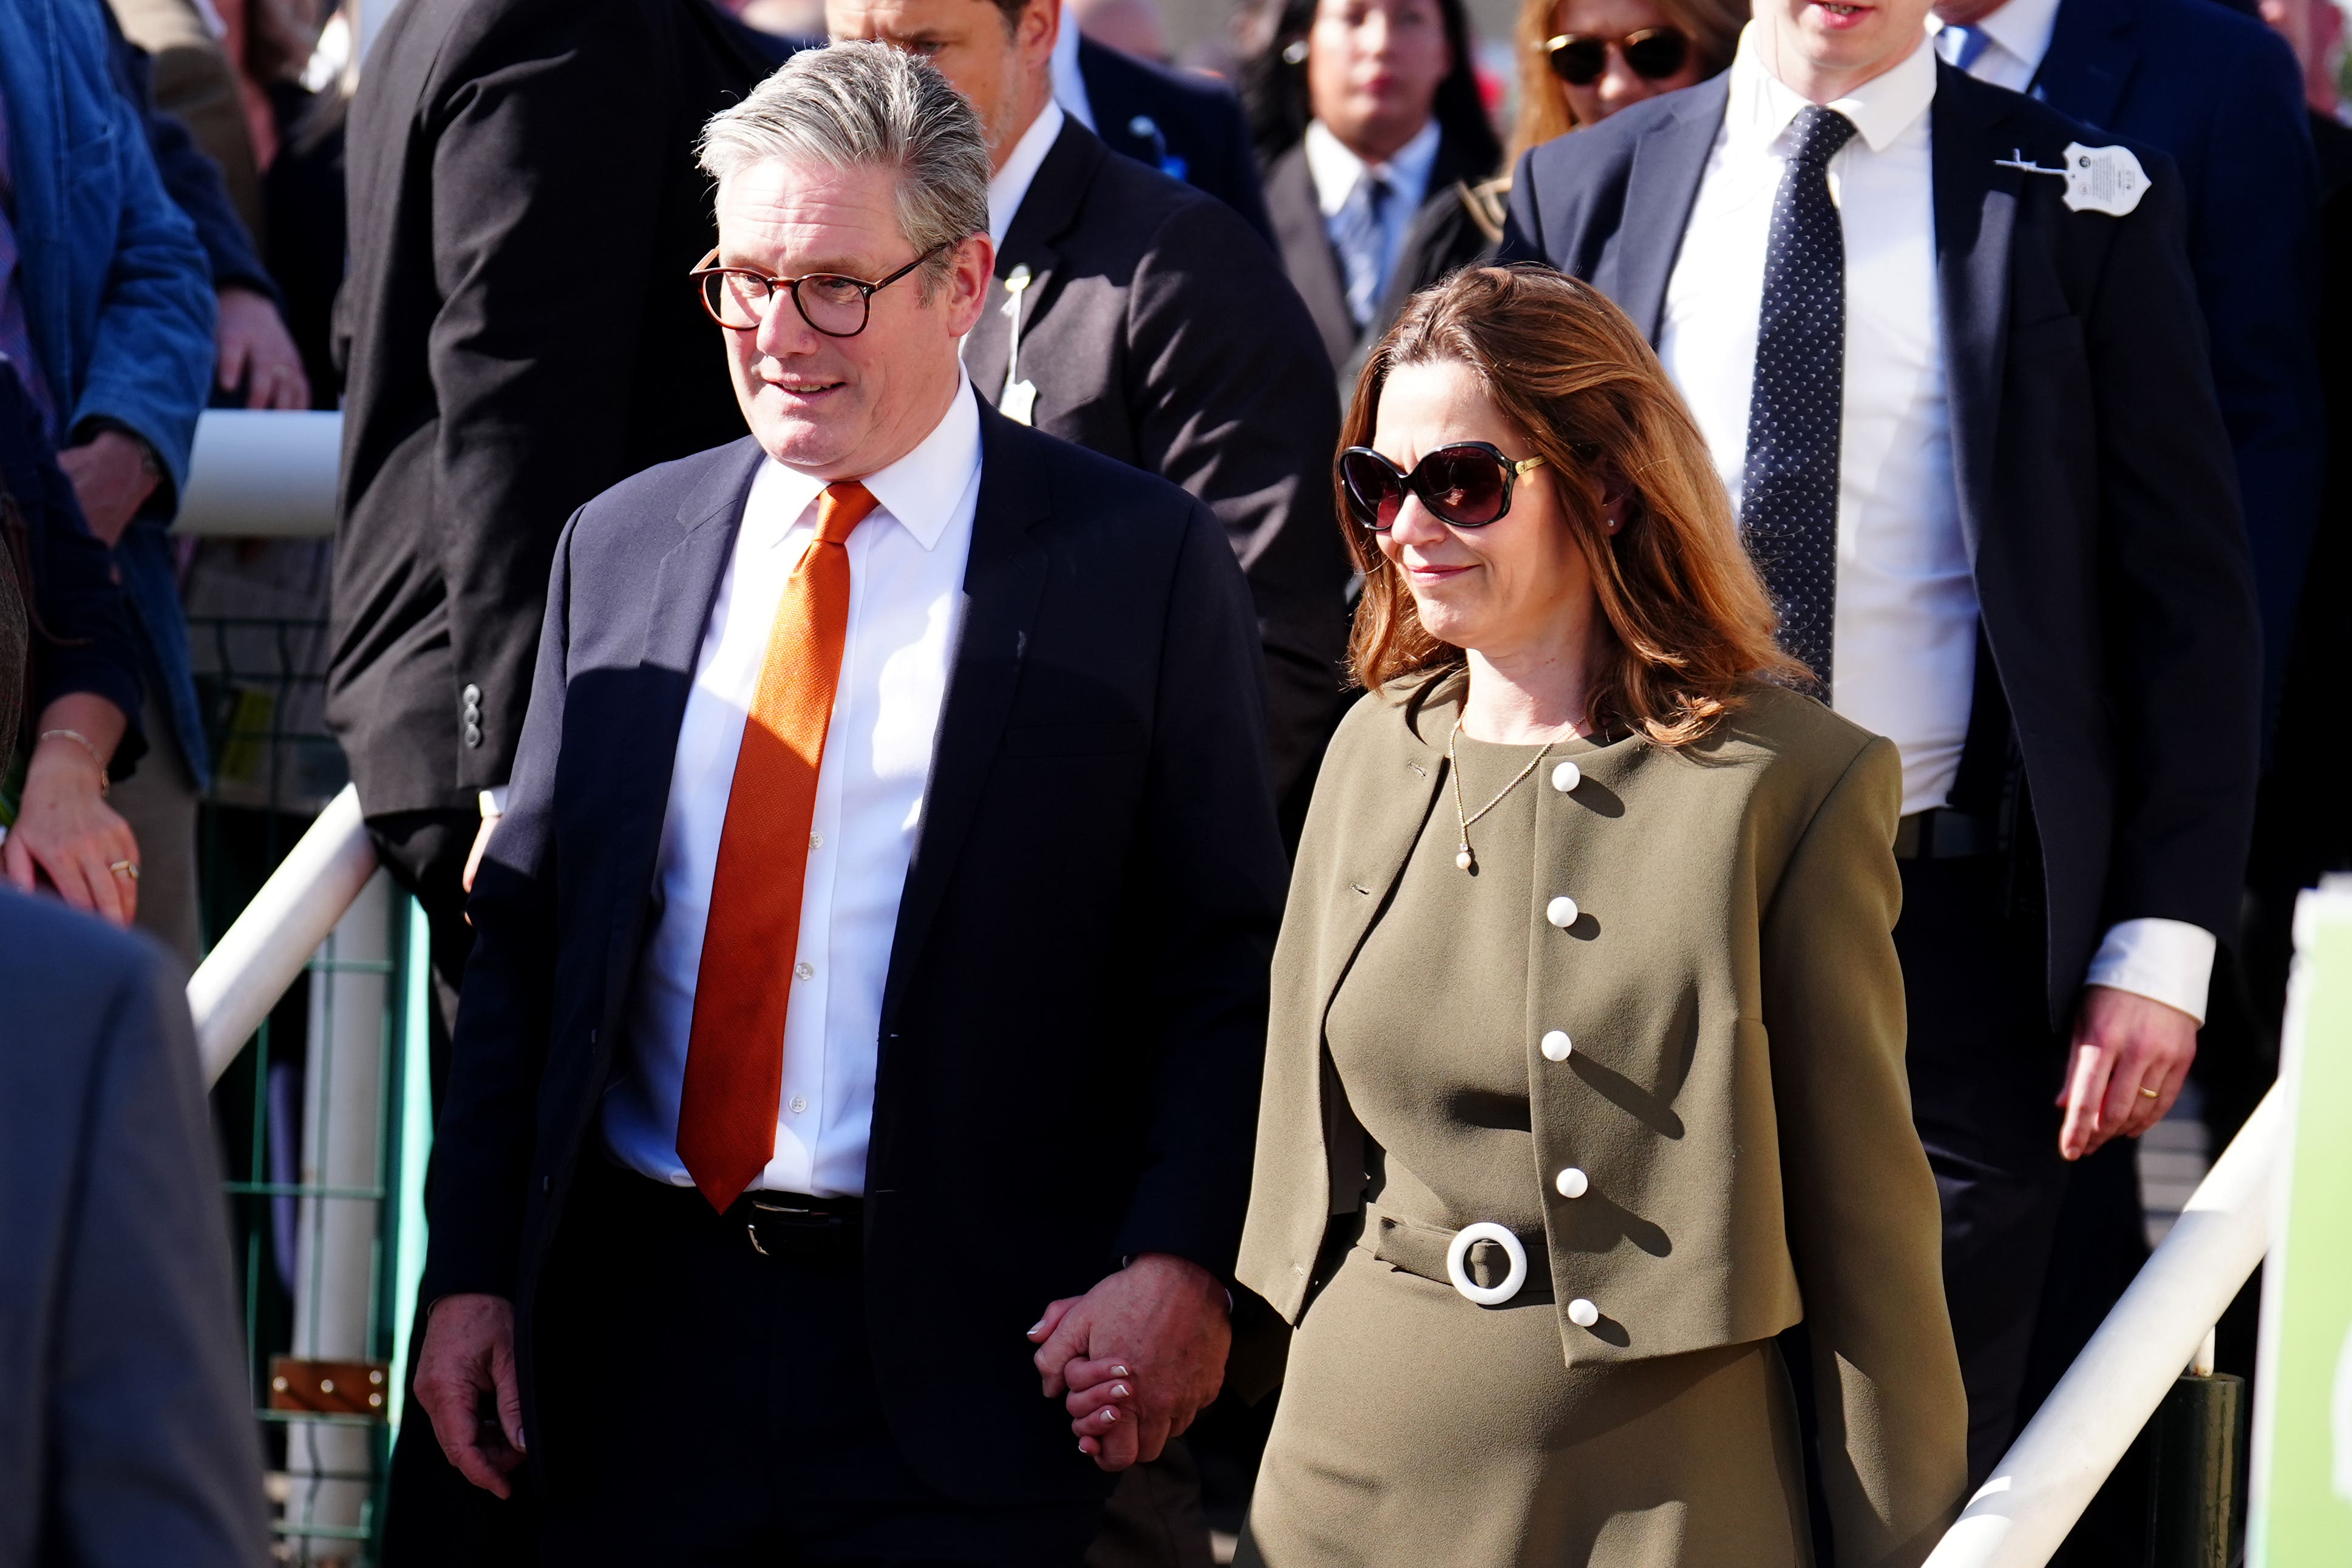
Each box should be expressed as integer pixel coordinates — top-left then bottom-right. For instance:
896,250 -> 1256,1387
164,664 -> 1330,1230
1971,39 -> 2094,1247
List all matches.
2036,0 -> 2323,737
0,0 -> 218,782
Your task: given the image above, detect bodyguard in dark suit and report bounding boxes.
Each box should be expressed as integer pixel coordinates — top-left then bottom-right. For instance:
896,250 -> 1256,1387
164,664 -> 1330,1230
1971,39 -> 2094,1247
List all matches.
1931,0 -> 2322,731
1067,29 -> 1277,240
0,883 -> 270,1568
834,0 -> 1350,807
407,45 -> 1282,1563
329,0 -> 782,1028
1501,2 -> 2260,1481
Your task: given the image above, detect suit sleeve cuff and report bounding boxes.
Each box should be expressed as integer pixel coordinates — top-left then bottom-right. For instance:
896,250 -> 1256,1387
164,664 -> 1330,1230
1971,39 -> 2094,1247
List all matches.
2084,918 -> 2217,1023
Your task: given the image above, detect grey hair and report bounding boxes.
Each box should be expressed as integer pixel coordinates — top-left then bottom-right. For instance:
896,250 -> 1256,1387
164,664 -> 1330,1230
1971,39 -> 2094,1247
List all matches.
698,42 -> 991,294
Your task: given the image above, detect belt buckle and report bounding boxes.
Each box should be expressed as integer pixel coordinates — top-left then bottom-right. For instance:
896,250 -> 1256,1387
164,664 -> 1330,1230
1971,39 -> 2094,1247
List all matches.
1444,1222 -> 1529,1306
745,1196 -> 843,1256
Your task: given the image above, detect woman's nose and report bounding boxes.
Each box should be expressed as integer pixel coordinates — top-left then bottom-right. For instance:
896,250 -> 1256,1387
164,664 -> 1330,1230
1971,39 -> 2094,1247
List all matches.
1599,53 -> 1650,112
1387,495 -> 1449,546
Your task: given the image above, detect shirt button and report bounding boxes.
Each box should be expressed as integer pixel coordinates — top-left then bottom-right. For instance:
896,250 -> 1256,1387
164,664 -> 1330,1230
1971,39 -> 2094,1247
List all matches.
1546,895 -> 1579,928
1568,1297 -> 1600,1328
809,832 -> 823,850
789,1095 -> 808,1115
1540,1030 -> 1572,1062
794,960 -> 815,980
1555,1167 -> 1589,1198
1551,760 -> 1581,793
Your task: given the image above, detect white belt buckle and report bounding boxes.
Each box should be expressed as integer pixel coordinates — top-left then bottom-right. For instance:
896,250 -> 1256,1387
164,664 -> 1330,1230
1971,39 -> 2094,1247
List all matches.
1444,1221 -> 1528,1306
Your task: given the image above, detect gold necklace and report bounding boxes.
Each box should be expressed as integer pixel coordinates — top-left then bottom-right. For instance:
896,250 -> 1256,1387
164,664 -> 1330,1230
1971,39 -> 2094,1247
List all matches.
1447,719 -> 1553,874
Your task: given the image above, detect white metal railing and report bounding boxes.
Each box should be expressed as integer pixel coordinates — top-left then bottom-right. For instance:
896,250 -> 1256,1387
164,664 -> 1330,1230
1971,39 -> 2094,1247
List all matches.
188,782 -> 379,1088
185,782 -> 2283,1568
174,409 -> 342,539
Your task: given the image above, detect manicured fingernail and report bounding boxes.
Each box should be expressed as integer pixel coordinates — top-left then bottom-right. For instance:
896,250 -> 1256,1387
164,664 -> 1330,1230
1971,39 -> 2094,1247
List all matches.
1112,1364 -> 1130,1377
1028,1320 -> 1045,1336
1113,1383 -> 1130,1399
1103,1407 -> 1120,1424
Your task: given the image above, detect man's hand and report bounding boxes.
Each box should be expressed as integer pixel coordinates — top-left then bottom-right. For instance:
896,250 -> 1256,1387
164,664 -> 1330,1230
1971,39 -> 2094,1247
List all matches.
58,431 -> 160,548
1028,1253 -> 1230,1473
216,285 -> 311,410
412,1293 -> 527,1497
2057,984 -> 2199,1161
463,812 -> 499,898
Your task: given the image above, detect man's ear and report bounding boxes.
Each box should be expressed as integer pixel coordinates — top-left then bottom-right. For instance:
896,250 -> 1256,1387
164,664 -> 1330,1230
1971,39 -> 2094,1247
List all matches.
1020,0 -> 1060,63
943,232 -> 998,338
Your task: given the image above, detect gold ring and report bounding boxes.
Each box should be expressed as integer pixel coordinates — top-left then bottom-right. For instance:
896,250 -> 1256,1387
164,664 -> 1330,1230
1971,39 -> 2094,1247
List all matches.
2138,1085 -> 2161,1099
109,860 -> 138,881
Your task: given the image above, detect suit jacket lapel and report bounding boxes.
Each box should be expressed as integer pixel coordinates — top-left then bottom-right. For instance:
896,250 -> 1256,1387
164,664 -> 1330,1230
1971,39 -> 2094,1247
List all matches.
880,398 -> 1052,1030
2031,0 -> 2136,130
1931,64 -> 2024,565
1601,78 -> 1727,343
1267,145 -> 1359,370
599,438 -> 766,1028
965,120 -> 1095,403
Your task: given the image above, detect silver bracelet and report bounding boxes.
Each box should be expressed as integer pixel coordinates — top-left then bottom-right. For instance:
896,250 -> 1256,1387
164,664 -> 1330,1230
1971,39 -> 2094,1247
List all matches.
36,728 -> 110,796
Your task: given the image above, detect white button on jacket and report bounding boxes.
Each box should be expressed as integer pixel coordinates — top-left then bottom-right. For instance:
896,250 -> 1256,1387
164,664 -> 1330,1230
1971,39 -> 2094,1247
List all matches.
1540,1030 -> 1572,1062
1546,895 -> 1579,928
1555,1167 -> 1589,1198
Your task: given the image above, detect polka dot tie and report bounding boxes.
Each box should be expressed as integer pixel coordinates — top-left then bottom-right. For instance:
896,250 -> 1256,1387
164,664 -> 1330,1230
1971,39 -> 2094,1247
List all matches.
1739,105 -> 1857,696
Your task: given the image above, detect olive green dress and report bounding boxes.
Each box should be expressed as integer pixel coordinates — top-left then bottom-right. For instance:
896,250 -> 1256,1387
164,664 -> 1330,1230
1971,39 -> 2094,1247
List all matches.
1237,734 -> 1811,1568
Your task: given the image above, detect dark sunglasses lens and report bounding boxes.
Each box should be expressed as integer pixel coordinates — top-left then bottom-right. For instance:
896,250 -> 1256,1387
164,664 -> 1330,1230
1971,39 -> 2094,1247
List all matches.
1417,448 -> 1511,526
1546,37 -> 1606,84
1623,28 -> 1690,78
1339,451 -> 1406,529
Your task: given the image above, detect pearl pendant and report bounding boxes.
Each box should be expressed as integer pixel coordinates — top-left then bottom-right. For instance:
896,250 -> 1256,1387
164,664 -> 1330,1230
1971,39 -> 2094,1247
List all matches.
1455,847 -> 1475,872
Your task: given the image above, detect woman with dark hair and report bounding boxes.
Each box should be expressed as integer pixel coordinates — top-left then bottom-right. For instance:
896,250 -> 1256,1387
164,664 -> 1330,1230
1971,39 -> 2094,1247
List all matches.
1229,266 -> 1968,1564
1241,0 -> 1505,392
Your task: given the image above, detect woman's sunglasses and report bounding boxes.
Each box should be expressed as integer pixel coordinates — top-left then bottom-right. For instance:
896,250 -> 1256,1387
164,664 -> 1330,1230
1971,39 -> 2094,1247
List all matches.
1542,27 -> 1691,86
1339,442 -> 1548,531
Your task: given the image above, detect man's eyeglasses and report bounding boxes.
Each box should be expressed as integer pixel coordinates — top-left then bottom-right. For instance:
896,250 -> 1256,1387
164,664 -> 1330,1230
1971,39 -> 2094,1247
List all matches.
1339,442 -> 1548,531
688,243 -> 948,338
1541,26 -> 1691,86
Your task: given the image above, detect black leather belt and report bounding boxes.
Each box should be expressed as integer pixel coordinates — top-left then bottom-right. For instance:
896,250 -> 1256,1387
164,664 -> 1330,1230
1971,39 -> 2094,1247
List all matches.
590,1159 -> 863,1255
1893,807 -> 2001,861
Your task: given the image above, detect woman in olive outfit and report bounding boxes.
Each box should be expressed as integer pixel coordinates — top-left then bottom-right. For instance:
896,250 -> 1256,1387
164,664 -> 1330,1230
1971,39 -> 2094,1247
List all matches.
1234,266 -> 1968,1567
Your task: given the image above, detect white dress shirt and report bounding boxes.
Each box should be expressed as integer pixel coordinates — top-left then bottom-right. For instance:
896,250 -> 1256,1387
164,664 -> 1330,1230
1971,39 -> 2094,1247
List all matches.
1302,117 -> 1443,305
1933,0 -> 2062,92
603,381 -> 984,1196
1657,26 -> 2215,1019
1052,6 -> 1096,130
990,100 -> 1069,246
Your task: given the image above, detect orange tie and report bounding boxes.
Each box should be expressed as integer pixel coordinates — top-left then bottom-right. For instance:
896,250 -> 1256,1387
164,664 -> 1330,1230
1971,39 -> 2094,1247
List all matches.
678,480 -> 880,1211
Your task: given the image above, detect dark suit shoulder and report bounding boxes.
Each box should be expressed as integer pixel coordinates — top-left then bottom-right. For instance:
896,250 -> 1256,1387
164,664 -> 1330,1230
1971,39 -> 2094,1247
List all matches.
568,436 -> 764,543
1081,39 -> 1249,128
998,410 -> 1206,531
1075,140 -> 1266,256
1521,86 -> 1698,191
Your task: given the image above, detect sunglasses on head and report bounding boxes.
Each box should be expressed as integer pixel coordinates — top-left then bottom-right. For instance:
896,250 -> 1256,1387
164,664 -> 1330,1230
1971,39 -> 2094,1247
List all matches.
1339,442 -> 1548,531
1542,26 -> 1691,86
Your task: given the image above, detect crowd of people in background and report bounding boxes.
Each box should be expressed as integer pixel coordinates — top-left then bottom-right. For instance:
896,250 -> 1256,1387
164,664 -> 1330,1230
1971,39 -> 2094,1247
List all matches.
2,0 -> 2348,1561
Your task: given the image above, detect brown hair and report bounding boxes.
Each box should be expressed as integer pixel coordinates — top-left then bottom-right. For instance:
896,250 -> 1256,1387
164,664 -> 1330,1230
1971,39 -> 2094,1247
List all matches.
1342,265 -> 1802,747
1508,0 -> 1746,160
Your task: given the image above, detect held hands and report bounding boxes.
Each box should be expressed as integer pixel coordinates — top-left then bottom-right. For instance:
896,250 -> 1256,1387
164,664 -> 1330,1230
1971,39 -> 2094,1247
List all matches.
2056,983 -> 2199,1161
1028,1252 -> 1230,1473
413,1292 -> 528,1498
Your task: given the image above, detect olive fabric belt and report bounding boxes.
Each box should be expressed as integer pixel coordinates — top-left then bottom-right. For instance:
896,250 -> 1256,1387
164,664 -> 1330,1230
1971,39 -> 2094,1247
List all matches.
1351,1202 -> 1554,1303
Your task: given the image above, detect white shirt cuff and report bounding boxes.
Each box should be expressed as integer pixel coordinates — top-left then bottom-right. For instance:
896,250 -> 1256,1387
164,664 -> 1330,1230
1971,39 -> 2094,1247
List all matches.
2083,917 -> 2217,1024
479,786 -> 510,818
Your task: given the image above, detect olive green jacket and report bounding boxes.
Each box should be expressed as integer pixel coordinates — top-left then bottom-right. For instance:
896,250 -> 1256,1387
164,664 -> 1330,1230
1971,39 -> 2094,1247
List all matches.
1237,676 -> 1968,1568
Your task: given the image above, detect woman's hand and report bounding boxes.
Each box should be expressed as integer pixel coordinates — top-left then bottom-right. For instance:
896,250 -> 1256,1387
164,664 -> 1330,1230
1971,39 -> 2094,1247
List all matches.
216,286 -> 313,410
1061,1356 -> 1144,1465
6,722 -> 139,925
1027,1253 -> 1231,1473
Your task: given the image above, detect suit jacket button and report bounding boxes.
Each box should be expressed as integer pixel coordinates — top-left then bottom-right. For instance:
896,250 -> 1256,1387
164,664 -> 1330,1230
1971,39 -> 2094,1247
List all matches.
1546,895 -> 1579,928
464,722 -> 483,747
462,684 -> 481,704
1567,1297 -> 1600,1328
1551,761 -> 1580,792
1555,1167 -> 1589,1198
1541,1030 -> 1572,1062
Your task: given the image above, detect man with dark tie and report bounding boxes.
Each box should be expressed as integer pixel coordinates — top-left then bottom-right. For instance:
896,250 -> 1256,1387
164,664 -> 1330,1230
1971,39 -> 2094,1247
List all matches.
829,0 -> 1350,820
1501,0 -> 2261,1483
405,42 -> 1283,1563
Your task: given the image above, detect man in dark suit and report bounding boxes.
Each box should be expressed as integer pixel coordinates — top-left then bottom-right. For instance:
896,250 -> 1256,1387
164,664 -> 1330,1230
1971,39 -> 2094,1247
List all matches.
1063,25 -> 1278,240
329,0 -> 783,1040
1501,0 -> 2261,1482
832,0 -> 1350,815
407,43 -> 1284,1563
325,1 -> 783,1557
0,880 -> 268,1568
1929,0 -> 2320,735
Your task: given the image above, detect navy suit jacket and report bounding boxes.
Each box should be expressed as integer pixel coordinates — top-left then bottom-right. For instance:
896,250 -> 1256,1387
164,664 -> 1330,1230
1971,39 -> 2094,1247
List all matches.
1079,36 -> 1276,242
2033,0 -> 2322,732
1501,64 -> 2261,1020
419,394 -> 1288,1504
0,892 -> 268,1568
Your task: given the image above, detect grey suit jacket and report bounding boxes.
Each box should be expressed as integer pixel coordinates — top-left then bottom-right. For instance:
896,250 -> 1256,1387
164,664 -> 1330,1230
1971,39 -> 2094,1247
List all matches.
965,118 -> 1351,798
0,891 -> 267,1568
